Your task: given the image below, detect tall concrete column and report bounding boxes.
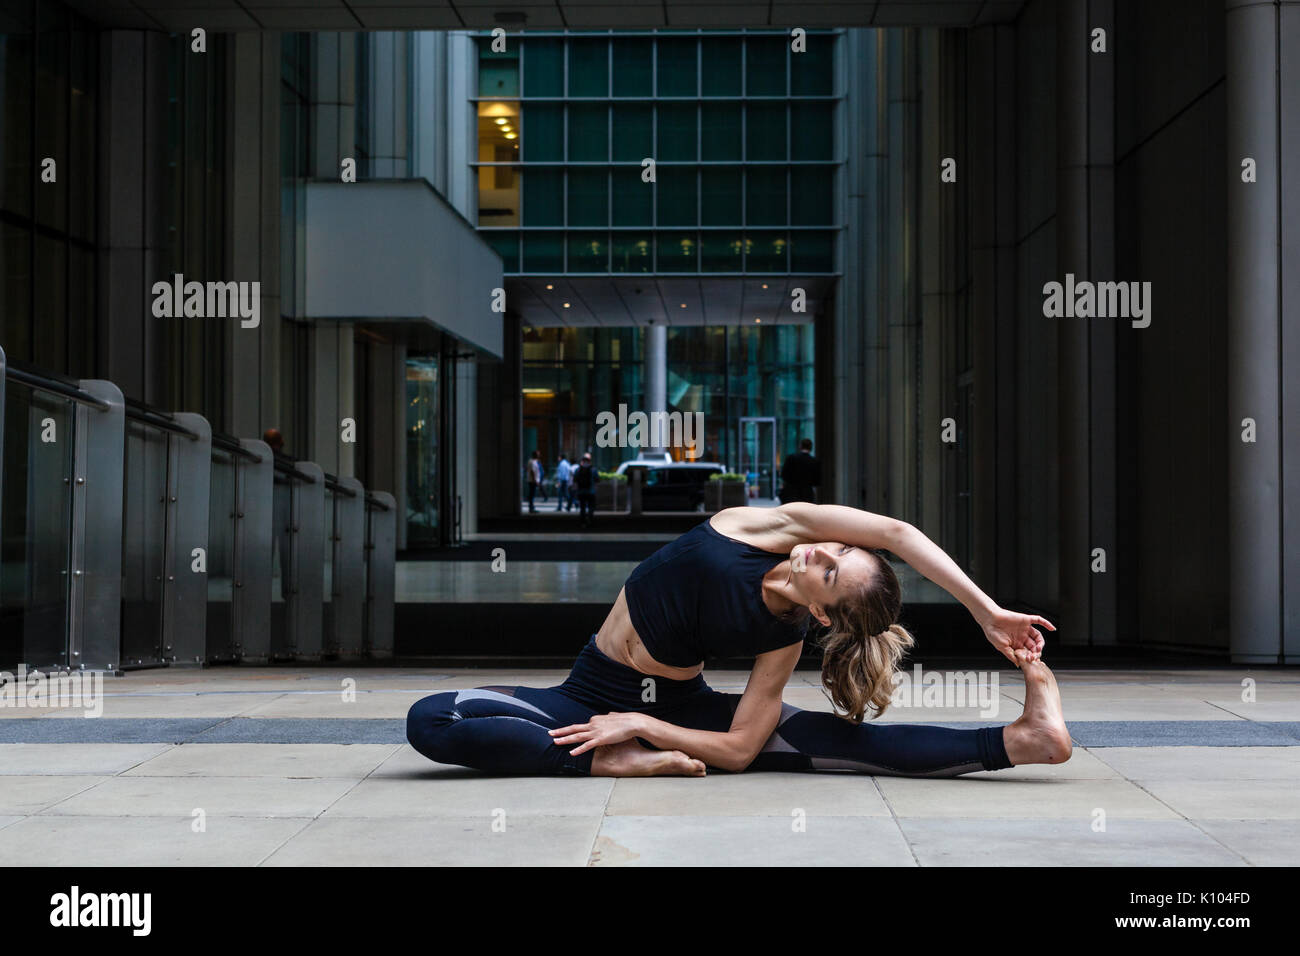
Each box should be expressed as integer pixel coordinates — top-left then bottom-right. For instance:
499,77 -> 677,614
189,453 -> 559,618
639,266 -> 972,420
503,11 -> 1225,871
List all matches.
1226,0 -> 1299,663
97,30 -> 169,405
225,32 -> 281,439
967,22 -> 1018,597
833,28 -> 887,510
1056,0 -> 1118,646
645,323 -> 667,454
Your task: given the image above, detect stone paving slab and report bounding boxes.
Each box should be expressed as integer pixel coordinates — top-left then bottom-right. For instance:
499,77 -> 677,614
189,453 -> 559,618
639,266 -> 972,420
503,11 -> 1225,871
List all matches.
0,776 -> 115,815
603,772 -> 892,817
876,776 -> 1182,820
1091,745 -> 1300,780
0,815 -> 314,866
589,815 -> 916,866
0,743 -> 172,774
120,743 -> 402,778
1130,779 -> 1300,820
322,773 -> 615,818
1190,819 -> 1300,866
261,815 -> 601,866
41,775 -> 360,818
895,818 -> 1249,866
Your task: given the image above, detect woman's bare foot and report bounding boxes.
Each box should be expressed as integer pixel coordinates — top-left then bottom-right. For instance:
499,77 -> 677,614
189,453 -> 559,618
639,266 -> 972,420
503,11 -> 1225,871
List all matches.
589,739 -> 707,777
1003,660 -> 1073,766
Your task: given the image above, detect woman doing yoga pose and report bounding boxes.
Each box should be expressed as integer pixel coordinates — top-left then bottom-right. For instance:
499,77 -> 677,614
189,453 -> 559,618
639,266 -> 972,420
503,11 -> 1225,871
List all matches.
406,503 -> 1072,777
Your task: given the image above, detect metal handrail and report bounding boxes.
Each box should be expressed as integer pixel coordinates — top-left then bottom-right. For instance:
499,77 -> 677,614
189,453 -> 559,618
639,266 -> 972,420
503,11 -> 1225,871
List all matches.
5,364 -> 111,410
211,433 -> 264,464
364,494 -> 391,512
323,473 -> 359,498
272,454 -> 318,484
123,399 -> 201,441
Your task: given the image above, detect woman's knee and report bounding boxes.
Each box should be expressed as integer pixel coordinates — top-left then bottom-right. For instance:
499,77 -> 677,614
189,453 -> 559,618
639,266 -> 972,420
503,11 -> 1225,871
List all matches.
406,692 -> 458,759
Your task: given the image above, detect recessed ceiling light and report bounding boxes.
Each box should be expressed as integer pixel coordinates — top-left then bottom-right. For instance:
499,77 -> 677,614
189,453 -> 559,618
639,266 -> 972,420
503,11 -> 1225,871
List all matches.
761,283 -> 768,289
680,303 -> 686,308
503,132 -> 516,140
546,284 -> 554,290
563,302 -> 571,308
494,117 -> 507,125
755,318 -> 762,323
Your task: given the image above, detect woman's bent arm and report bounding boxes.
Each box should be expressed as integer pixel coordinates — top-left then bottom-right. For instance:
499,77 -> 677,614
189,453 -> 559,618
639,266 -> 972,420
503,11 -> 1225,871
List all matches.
780,502 -> 997,625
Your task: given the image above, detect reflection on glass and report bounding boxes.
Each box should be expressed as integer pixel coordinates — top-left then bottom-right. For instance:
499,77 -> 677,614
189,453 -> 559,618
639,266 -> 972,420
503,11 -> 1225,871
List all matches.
478,101 -> 520,226
0,385 -> 75,670
406,356 -> 440,546
206,451 -> 237,660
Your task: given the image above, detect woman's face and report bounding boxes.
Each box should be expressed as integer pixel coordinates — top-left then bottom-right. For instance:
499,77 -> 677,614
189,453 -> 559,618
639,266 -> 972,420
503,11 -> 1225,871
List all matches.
786,542 -> 877,621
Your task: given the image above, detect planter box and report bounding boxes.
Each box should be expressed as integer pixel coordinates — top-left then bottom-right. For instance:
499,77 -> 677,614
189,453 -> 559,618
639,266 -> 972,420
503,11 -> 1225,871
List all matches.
706,479 -> 747,512
595,479 -> 626,512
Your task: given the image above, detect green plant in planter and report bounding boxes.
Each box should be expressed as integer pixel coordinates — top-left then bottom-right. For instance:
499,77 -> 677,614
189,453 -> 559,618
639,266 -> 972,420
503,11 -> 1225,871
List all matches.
597,471 -> 627,482
709,473 -> 746,481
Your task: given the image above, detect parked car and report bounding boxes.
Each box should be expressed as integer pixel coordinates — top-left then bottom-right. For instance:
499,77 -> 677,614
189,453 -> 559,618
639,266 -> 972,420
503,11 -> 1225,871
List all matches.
613,452 -> 672,474
621,461 -> 725,511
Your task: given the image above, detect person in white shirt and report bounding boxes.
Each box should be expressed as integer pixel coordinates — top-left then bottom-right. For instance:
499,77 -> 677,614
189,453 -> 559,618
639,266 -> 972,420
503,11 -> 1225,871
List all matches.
555,454 -> 573,511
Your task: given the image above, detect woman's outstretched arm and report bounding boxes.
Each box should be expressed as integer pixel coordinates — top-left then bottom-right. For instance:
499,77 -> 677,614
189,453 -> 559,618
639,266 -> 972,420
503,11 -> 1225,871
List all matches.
778,502 -> 1053,663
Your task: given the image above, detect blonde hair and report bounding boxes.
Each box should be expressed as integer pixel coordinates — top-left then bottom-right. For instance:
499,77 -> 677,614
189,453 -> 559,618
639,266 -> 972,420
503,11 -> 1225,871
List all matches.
817,552 -> 914,722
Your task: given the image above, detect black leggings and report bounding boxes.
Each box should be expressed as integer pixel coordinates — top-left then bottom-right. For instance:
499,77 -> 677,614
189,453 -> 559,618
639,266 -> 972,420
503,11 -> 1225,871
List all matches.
406,636 -> 1013,777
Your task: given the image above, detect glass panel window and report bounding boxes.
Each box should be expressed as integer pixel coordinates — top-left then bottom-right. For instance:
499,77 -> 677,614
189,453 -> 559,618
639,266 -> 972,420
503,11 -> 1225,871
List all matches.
657,233 -> 697,273
523,38 -> 563,96
568,169 -> 608,226
791,166 -> 833,225
791,102 -> 833,160
568,104 -> 608,161
701,103 -> 741,161
568,232 -> 608,272
701,38 -> 742,95
568,39 -> 608,96
790,230 -> 834,272
746,103 -> 786,161
701,168 -> 742,225
478,43 -> 519,96
746,231 -> 788,272
746,37 -> 786,95
612,38 -> 652,96
746,167 -> 786,226
656,165 -> 697,226
657,103 -> 696,161
612,104 -> 652,161
700,233 -> 742,272
522,232 -> 564,272
611,234 -> 652,273
612,168 -> 652,225
656,37 -> 696,96
484,232 -> 520,272
523,168 -> 563,226
523,103 -> 562,160
478,101 -> 521,225
791,34 -> 834,95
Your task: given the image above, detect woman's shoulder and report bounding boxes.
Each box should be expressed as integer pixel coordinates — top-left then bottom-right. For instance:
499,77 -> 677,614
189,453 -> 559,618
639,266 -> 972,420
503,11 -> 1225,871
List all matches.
706,507 -> 802,554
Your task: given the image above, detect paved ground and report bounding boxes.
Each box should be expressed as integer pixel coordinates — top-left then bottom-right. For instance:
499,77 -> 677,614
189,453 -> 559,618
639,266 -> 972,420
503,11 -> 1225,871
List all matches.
1,665 -> 1297,866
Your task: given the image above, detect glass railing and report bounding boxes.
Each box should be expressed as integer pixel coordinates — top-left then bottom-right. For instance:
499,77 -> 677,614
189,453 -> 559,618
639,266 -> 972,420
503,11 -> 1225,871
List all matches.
0,348 -> 395,672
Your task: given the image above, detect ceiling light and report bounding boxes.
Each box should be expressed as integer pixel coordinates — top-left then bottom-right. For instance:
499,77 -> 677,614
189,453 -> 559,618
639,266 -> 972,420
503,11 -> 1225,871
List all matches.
761,283 -> 768,289
563,302 -> 571,308
503,132 -> 517,140
680,303 -> 686,308
494,117 -> 507,126
755,318 -> 762,323
546,284 -> 554,290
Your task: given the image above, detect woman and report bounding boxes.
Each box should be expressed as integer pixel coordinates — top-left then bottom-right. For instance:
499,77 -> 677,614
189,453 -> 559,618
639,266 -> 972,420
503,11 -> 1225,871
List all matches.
406,503 -> 1072,777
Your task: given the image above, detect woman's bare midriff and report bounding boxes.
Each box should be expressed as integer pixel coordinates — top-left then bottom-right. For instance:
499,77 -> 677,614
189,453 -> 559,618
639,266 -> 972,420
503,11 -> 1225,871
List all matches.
595,587 -> 704,681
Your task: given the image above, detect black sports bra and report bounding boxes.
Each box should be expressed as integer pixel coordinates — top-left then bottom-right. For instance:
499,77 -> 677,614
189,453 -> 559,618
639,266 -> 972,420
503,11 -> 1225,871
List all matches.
624,519 -> 815,666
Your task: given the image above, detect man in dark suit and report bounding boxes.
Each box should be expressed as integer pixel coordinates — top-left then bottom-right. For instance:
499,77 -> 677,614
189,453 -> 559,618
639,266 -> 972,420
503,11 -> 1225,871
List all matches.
779,437 -> 821,504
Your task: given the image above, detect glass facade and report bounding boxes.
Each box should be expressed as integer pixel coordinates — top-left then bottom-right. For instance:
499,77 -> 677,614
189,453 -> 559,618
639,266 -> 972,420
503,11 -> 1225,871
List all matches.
475,30 -> 840,275
0,0 -> 99,377
523,324 -> 815,476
